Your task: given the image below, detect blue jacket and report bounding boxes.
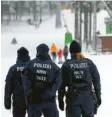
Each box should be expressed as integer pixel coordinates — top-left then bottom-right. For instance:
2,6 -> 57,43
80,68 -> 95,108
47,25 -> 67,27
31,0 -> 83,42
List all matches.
58,56 -> 101,100
4,58 -> 30,109
23,54 -> 61,104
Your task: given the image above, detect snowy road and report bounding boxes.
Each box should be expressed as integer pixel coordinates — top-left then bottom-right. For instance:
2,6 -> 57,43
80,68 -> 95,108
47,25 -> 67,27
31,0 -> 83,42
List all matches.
1,9 -> 112,117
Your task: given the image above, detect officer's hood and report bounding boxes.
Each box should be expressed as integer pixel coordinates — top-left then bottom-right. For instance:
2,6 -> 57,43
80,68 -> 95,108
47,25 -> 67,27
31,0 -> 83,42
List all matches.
36,43 -> 51,61
16,47 -> 30,63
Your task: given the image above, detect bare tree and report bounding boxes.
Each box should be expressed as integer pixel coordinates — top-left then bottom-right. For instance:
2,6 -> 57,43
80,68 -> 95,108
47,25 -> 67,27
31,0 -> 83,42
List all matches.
55,2 -> 62,28
92,1 -> 97,52
32,1 -> 37,21
74,2 -> 79,41
2,1 -> 11,24
88,2 -> 92,46
83,2 -> 89,48
1,2 -> 4,22
79,1 -> 83,46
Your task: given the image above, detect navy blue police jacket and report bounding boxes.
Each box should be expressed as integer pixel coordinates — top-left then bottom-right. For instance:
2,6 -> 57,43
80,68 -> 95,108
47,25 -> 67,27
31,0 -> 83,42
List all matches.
4,59 -> 29,109
22,54 -> 61,104
58,55 -> 101,100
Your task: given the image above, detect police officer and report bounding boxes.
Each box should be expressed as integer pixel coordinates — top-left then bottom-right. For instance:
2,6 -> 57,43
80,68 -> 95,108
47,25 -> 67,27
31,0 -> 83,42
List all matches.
4,47 -> 30,117
22,43 -> 61,117
58,40 -> 101,117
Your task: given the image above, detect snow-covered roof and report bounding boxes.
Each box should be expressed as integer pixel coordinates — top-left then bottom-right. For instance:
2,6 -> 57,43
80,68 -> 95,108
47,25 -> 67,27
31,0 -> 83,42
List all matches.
98,34 -> 112,38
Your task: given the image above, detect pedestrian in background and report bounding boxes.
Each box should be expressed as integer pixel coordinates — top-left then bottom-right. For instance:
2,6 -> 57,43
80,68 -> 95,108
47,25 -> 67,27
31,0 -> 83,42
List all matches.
50,43 -> 58,62
58,49 -> 63,64
63,45 -> 68,61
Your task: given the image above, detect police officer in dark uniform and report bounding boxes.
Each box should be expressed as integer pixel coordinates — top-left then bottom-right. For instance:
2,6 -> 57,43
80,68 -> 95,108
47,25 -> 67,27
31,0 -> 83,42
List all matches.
58,40 -> 101,117
22,43 -> 61,117
4,47 -> 30,117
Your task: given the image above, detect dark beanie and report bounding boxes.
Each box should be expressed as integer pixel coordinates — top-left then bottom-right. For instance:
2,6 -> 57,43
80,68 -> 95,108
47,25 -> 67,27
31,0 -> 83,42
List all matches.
17,47 -> 29,56
36,43 -> 49,54
69,40 -> 81,53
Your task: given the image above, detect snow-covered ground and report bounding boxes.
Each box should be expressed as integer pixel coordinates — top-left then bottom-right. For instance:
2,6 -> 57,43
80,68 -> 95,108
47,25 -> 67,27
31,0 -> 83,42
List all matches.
1,10 -> 112,117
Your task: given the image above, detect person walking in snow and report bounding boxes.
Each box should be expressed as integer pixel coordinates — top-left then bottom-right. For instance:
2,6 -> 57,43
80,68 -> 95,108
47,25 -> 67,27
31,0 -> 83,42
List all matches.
50,43 -> 58,62
4,47 -> 30,117
22,44 -> 61,117
58,49 -> 63,64
58,40 -> 101,117
63,45 -> 68,61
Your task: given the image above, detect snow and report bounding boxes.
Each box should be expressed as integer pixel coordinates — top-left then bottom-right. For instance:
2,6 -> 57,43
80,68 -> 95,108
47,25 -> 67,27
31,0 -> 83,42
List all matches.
1,9 -> 112,117
98,34 -> 112,37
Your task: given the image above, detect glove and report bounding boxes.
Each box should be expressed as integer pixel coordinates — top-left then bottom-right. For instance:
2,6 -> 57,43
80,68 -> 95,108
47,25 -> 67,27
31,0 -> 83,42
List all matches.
26,89 -> 33,102
93,98 -> 101,114
58,95 -> 64,111
58,100 -> 64,111
97,98 -> 101,107
95,90 -> 101,107
67,86 -> 74,100
94,99 -> 98,114
5,99 -> 11,110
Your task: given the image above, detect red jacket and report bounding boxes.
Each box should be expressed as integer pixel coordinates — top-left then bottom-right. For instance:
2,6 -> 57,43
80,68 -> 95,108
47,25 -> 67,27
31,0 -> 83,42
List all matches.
58,49 -> 62,58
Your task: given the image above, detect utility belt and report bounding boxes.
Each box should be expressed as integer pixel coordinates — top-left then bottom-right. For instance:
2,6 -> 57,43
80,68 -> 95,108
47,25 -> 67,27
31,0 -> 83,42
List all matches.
74,86 -> 92,92
66,86 -> 92,95
27,92 -> 55,104
65,86 -> 93,107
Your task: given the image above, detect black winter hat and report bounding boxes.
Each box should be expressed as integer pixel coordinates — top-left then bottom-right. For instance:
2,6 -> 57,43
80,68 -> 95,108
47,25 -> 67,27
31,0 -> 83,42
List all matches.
17,47 -> 29,56
69,40 -> 81,53
36,43 -> 49,54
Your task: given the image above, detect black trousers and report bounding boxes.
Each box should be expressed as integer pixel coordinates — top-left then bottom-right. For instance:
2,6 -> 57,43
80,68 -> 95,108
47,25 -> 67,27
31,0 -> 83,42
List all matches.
66,93 -> 94,117
28,102 -> 59,117
13,105 -> 27,117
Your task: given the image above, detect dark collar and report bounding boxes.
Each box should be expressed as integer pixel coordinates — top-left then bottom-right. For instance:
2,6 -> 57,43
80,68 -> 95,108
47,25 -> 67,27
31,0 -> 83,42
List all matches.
36,53 -> 51,61
16,55 -> 30,63
70,53 -> 77,59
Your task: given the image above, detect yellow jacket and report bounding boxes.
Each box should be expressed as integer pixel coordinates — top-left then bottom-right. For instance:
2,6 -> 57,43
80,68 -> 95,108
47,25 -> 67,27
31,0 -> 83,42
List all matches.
50,43 -> 57,53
